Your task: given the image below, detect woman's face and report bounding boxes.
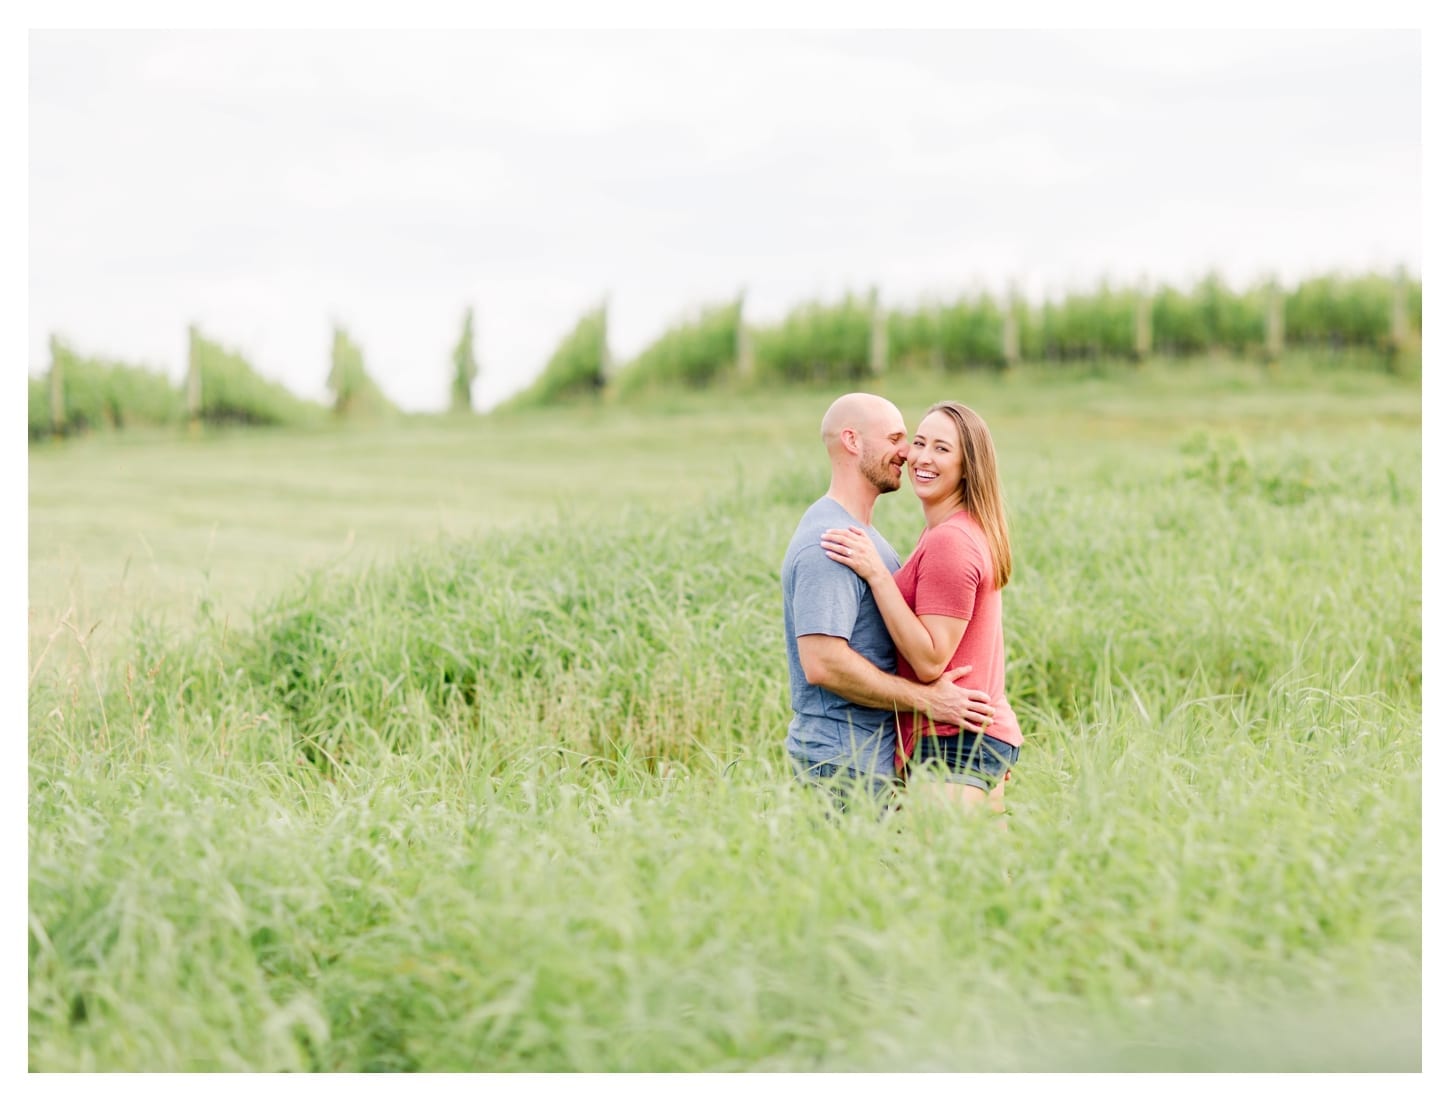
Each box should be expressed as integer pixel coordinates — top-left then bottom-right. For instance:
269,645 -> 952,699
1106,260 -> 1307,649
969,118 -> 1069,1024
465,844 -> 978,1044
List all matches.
907,410 -> 964,507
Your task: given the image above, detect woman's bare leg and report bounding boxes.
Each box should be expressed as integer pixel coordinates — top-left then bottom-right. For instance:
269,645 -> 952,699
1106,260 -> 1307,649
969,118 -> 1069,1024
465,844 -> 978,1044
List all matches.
987,779 -> 1006,814
911,778 -> 988,811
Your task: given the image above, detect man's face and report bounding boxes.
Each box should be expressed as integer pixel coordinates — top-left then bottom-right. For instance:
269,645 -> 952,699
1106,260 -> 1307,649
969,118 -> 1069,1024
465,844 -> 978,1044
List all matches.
856,409 -> 910,494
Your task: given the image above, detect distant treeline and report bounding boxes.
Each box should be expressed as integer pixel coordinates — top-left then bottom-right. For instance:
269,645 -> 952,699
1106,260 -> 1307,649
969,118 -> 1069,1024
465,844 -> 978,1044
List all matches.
505,269 -> 1421,410
30,270 -> 1420,439
30,325 -> 396,441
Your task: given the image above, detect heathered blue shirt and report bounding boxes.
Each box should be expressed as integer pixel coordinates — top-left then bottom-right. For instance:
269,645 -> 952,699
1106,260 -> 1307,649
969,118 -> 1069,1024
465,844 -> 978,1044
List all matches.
781,496 -> 903,777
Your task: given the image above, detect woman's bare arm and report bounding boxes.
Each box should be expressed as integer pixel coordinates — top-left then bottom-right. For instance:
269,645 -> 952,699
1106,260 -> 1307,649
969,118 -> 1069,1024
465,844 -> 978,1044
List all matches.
819,527 -> 969,682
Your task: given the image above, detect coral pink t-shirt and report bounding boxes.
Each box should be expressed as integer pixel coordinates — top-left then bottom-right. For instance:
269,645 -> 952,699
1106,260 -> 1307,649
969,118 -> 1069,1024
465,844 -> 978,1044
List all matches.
893,510 -> 1021,764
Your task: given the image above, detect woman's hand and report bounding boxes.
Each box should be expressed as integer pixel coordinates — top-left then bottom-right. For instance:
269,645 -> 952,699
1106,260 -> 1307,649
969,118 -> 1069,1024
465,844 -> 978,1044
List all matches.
821,526 -> 889,583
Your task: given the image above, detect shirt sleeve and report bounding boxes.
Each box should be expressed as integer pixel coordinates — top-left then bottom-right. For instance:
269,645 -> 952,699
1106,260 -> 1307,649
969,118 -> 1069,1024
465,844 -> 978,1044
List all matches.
789,544 -> 866,640
910,522 -> 985,621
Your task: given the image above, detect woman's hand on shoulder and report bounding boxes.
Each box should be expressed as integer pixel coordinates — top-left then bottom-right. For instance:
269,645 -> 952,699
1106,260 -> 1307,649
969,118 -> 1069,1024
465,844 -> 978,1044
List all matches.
820,526 -> 888,582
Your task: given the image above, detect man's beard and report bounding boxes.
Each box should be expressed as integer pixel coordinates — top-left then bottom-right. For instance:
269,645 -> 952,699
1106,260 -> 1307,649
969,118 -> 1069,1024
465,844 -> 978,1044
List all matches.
860,452 -> 901,494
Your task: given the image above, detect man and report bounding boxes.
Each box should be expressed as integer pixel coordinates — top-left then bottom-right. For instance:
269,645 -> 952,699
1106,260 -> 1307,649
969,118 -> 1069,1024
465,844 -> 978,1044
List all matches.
782,392 -> 995,809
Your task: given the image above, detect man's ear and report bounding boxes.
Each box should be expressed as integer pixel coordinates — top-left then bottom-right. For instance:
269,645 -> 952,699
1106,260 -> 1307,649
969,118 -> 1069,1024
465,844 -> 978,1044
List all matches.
840,428 -> 859,455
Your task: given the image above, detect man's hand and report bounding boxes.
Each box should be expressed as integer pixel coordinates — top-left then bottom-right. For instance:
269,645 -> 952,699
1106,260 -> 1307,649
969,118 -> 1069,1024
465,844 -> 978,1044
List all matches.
922,664 -> 995,732
796,636 -> 994,732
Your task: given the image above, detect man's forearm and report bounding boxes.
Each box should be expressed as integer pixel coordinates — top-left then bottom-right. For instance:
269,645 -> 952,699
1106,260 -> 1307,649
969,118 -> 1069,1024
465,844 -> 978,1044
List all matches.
797,634 -> 991,732
809,641 -> 936,717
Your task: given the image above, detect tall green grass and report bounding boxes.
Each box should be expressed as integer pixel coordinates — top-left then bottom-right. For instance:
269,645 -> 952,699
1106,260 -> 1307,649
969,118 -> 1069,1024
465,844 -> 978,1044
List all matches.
29,369 -> 1420,1070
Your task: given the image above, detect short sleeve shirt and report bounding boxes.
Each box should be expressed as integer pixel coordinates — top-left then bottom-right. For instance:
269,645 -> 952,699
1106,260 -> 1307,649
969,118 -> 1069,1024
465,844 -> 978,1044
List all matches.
893,511 -> 1021,748
781,496 -> 902,776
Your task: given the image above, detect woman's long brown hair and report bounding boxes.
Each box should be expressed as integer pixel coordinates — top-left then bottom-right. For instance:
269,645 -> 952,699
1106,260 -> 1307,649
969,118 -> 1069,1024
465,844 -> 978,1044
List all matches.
930,400 -> 1012,589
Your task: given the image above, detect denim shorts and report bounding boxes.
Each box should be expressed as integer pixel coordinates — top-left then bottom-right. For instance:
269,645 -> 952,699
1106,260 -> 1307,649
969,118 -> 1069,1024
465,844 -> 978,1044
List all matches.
789,755 -> 902,815
911,731 -> 1019,791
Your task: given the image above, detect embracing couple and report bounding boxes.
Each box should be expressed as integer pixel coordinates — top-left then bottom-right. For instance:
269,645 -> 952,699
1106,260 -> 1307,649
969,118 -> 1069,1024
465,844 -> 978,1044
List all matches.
782,392 -> 1021,815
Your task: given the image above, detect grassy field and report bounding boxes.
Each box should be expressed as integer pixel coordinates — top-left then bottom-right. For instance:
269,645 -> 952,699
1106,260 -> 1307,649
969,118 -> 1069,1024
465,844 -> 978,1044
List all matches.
27,357 -> 1422,1071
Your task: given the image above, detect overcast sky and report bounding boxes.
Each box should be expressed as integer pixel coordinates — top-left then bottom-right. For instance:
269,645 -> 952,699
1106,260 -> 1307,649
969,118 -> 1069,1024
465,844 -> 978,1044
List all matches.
27,28 -> 1421,412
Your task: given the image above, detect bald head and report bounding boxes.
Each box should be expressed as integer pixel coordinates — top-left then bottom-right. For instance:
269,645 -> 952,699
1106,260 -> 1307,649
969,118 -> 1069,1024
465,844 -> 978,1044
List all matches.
818,391 -> 909,502
820,392 -> 904,455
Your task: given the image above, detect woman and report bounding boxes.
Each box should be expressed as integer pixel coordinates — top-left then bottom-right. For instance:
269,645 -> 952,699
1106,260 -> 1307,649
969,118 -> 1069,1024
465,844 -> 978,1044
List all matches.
820,401 -> 1021,814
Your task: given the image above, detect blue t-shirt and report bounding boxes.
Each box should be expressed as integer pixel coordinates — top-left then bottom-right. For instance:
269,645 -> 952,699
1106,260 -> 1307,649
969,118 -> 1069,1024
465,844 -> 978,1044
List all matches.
781,496 -> 903,776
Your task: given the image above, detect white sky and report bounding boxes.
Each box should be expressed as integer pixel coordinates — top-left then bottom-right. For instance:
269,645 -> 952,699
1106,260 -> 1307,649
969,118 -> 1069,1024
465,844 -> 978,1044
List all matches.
27,24 -> 1422,412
